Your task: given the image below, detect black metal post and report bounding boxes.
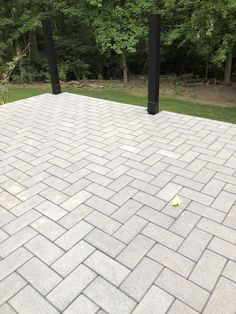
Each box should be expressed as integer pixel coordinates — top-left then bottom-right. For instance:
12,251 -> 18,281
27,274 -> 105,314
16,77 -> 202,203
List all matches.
42,19 -> 61,94
148,14 -> 161,114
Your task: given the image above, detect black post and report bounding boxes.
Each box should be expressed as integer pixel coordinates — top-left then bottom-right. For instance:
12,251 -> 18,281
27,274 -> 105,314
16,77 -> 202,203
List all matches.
42,19 -> 61,94
148,14 -> 161,114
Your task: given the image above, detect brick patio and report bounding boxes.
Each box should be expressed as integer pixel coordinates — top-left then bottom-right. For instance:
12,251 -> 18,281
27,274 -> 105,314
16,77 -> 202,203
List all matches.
0,93 -> 236,313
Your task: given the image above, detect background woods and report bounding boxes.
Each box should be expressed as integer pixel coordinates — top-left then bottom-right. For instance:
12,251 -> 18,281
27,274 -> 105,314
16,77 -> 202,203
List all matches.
0,0 -> 235,85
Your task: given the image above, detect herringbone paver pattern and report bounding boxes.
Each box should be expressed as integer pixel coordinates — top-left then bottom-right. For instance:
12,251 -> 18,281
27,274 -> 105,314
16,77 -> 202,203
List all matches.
0,93 -> 236,313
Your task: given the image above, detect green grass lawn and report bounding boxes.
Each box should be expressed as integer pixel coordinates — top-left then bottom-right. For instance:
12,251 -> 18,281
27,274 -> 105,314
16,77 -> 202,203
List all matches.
3,85 -> 236,124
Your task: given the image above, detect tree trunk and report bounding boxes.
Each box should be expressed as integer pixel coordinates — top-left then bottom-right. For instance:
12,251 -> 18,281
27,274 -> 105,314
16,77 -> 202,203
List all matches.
121,50 -> 128,84
73,67 -> 79,81
30,31 -> 38,52
15,40 -> 27,83
205,58 -> 209,80
224,46 -> 233,85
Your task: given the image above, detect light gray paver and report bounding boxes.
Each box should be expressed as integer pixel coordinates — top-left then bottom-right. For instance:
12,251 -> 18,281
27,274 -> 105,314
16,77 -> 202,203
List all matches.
52,240 -> 95,277
197,218 -> 236,244
120,257 -> 163,301
85,210 -> 121,234
127,168 -> 154,183
170,211 -> 200,237
31,216 -> 66,241
86,183 -> 115,200
203,277 -> 236,314
85,250 -> 130,286
36,201 -> 67,221
25,235 -> 64,264
1,93 -> 236,313
18,257 -> 62,295
137,205 -> 174,228
156,268 -> 209,312
55,220 -> 93,250
0,273 -> 26,306
109,186 -> 137,206
224,205 -> 236,229
148,243 -> 195,277
113,215 -> 147,243
43,176 -> 69,191
208,237 -> 236,261
62,178 -> 90,196
142,222 -> 183,250
0,227 -> 37,258
129,178 -> 160,195
58,204 -> 93,229
133,285 -> 174,314
0,303 -> 17,314
3,210 -> 41,235
211,190 -> 236,213
40,187 -> 68,205
1,179 -> 25,195
189,250 -> 226,291
85,195 -> 118,215
0,191 -> 21,210
108,174 -> 133,192
84,277 -> 137,314
85,228 -> 125,258
223,260 -> 236,283
225,155 -> 236,168
47,264 -> 96,311
201,178 -> 225,197
173,175 -> 204,191
161,196 -> 191,218
0,207 -> 15,228
10,195 -> 44,216
0,229 -> 8,243
61,190 -> 92,211
116,234 -> 154,268
151,171 -> 175,188
17,183 -> 47,201
178,228 -> 212,261
0,248 -> 32,281
187,201 -> 225,223
156,182 -> 182,202
9,286 -> 59,314
179,188 -> 214,206
111,199 -> 142,223
168,300 -> 199,314
133,191 -> 166,210
63,295 -> 98,314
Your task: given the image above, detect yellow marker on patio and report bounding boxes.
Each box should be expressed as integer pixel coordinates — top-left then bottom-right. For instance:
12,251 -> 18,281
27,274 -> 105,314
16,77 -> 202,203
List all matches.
172,195 -> 182,206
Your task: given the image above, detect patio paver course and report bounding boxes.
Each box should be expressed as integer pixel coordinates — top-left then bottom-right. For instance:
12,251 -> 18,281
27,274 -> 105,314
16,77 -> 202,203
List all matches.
0,93 -> 236,313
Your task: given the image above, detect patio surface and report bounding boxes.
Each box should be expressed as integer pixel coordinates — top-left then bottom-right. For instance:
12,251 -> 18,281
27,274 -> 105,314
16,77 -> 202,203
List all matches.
0,93 -> 236,314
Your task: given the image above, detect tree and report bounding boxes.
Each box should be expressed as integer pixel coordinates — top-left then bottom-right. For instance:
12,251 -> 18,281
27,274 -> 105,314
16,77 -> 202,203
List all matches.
0,0 -> 234,84
0,0 -> 42,82
164,0 -> 236,83
87,0 -> 155,84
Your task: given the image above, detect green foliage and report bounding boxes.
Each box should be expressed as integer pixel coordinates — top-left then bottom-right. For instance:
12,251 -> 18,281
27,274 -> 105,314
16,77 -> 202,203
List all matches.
163,0 -> 236,73
88,0 -> 155,55
0,87 -> 9,104
0,0 -> 235,83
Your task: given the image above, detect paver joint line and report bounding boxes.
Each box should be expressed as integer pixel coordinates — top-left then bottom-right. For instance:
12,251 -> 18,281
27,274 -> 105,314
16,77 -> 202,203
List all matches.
0,93 -> 236,314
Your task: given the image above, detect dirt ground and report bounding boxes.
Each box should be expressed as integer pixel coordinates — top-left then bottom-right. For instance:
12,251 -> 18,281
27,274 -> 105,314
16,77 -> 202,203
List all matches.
7,78 -> 236,107
167,83 -> 236,108
65,78 -> 236,107
107,79 -> 236,107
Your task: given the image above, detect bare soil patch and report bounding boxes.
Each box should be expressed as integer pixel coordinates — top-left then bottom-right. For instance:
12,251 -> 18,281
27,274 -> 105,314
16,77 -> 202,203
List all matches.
5,78 -> 236,107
